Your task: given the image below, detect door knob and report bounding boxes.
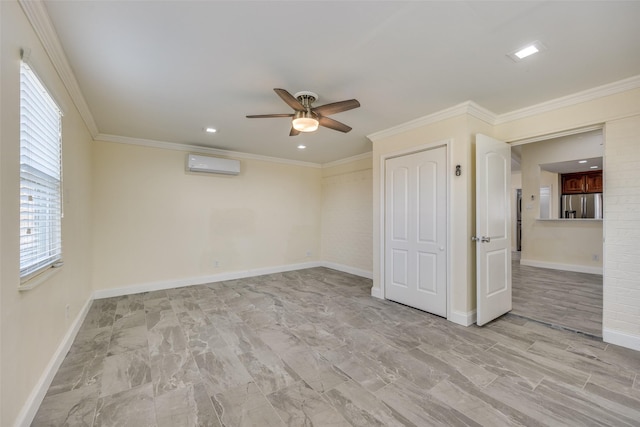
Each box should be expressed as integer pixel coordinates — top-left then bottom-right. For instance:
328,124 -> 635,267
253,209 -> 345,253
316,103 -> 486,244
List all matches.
471,236 -> 491,243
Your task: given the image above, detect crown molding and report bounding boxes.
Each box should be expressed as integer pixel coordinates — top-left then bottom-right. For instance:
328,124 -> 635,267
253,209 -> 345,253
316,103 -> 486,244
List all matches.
19,0 -> 99,137
321,151 -> 372,168
367,74 -> 640,142
95,134 -> 323,168
22,0 -> 640,162
367,101 -> 498,142
495,74 -> 640,125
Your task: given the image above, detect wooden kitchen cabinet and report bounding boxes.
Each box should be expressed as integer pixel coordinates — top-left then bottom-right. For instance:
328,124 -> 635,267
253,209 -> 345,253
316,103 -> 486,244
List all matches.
562,173 -> 585,194
562,170 -> 602,194
585,171 -> 603,193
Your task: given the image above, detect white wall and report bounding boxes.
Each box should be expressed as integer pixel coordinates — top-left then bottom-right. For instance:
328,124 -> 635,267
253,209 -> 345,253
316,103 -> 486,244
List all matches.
91,141 -> 323,292
603,115 -> 640,345
1,2 -> 94,425
321,156 -> 373,276
519,134 -> 603,273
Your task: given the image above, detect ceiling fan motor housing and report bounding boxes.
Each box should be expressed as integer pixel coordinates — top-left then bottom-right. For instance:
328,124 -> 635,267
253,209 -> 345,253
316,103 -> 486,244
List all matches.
294,91 -> 318,109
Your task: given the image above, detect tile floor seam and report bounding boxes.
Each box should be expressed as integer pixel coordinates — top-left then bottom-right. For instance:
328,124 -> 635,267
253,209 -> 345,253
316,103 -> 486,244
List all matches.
531,376 -> 545,391
582,373 -> 592,391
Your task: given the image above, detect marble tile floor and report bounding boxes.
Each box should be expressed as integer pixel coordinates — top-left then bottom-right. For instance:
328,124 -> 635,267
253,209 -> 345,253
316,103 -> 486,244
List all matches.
32,267 -> 639,426
511,252 -> 603,337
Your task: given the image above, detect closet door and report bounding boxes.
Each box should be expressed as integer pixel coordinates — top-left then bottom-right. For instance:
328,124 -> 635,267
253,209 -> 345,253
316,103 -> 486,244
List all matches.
385,146 -> 447,317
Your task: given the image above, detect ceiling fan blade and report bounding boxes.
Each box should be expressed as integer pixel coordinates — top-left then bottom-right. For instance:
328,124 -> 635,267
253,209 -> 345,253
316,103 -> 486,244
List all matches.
312,99 -> 360,116
289,127 -> 300,136
246,114 -> 294,118
274,88 -> 305,111
318,116 -> 352,133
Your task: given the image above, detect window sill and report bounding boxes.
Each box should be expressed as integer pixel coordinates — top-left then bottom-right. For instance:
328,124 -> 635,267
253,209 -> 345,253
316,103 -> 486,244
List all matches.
19,265 -> 63,292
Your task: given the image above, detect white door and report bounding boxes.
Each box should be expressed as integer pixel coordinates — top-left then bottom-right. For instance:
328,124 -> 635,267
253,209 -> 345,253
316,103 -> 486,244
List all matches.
475,134 -> 512,326
385,146 -> 447,317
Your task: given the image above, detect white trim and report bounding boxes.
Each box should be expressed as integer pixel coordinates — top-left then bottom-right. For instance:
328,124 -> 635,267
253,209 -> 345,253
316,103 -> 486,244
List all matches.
93,262 -> 322,299
508,125 -> 604,146
93,261 -> 375,300
322,262 -> 373,279
603,328 -> 640,352
519,258 -> 603,275
18,265 -> 63,292
495,75 -> 640,125
448,309 -> 477,327
94,134 -> 322,169
378,140 -> 452,319
20,1 -> 640,166
321,152 -> 372,168
18,0 -> 99,137
368,101 -> 496,142
14,296 -> 93,427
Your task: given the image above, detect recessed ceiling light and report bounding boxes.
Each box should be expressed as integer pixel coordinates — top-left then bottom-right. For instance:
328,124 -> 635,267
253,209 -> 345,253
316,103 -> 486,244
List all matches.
297,145 -> 306,149
578,160 -> 588,164
515,45 -> 538,59
508,41 -> 546,62
590,165 -> 598,169
205,127 -> 217,133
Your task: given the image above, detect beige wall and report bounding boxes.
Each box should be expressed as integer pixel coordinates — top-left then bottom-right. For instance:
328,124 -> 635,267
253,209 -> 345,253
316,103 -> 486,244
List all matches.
519,134 -> 603,272
91,141 -> 322,291
1,2 -> 94,425
371,88 -> 640,343
495,88 -> 640,348
321,156 -> 373,275
371,114 -> 493,320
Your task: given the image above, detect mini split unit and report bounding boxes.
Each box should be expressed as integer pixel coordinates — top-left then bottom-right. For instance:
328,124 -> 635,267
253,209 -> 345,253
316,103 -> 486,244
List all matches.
187,154 -> 240,175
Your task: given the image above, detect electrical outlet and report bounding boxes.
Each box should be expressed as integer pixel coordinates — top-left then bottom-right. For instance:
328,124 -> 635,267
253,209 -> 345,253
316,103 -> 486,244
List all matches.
65,304 -> 70,320
593,254 -> 599,261
306,250 -> 312,257
214,260 -> 219,268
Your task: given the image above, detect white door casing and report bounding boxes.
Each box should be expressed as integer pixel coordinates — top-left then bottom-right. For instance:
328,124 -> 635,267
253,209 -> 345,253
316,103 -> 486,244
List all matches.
475,134 -> 512,326
385,146 -> 447,317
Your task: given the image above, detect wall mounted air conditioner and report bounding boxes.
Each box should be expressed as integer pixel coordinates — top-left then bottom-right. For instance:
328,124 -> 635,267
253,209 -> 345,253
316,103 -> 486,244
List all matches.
187,154 -> 240,175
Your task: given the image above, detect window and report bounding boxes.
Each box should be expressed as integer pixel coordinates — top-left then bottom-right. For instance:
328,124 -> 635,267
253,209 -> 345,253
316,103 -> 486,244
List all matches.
19,61 -> 63,281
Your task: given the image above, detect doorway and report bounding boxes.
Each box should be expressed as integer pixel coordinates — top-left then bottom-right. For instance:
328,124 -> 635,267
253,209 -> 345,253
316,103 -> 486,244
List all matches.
510,128 -> 604,337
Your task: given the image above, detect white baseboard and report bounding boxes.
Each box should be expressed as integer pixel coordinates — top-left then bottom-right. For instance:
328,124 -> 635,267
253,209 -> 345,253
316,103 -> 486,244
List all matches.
603,328 -> 640,351
448,309 -> 477,326
370,287 -> 383,299
322,262 -> 373,279
93,261 -> 376,300
93,261 -> 323,299
15,296 -> 93,427
520,258 -> 603,275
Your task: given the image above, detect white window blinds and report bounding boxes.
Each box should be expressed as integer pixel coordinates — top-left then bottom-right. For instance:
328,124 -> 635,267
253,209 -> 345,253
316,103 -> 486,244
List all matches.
19,61 -> 63,280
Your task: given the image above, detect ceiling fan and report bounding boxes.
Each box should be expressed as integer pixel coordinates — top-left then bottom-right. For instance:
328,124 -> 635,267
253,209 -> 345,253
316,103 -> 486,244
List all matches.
246,88 -> 360,136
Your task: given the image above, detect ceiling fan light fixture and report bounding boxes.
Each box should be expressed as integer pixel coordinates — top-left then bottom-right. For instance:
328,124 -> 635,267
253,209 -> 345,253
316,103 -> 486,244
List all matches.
292,111 -> 319,132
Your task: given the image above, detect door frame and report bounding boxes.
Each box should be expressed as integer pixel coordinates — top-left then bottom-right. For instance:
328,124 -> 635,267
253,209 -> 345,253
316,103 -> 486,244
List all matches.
377,139 -> 452,319
508,124 -> 605,333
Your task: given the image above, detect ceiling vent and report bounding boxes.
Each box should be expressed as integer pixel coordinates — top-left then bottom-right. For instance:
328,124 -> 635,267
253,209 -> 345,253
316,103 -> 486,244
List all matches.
187,154 -> 240,175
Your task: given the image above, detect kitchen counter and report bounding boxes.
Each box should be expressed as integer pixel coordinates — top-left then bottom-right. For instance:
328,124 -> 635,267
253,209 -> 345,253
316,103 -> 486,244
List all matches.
536,218 -> 603,221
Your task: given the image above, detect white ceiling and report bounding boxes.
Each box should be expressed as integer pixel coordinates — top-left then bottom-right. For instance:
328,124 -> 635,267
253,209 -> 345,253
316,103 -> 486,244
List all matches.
42,1 -> 640,164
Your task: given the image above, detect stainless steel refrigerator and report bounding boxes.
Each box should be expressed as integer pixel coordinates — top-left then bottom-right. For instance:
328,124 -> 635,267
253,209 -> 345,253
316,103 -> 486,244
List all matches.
561,193 -> 603,219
